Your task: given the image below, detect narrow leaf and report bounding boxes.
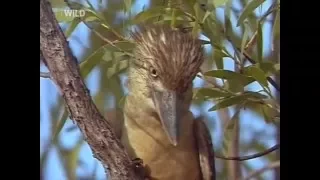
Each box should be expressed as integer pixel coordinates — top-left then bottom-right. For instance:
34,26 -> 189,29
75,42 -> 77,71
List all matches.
244,66 -> 269,90
204,70 -> 254,85
202,11 -> 211,23
54,10 -> 74,22
214,49 -> 224,69
261,103 -> 278,123
197,88 -> 233,98
124,0 -> 132,13
79,47 -> 105,77
65,18 -> 81,37
209,92 -> 267,111
50,0 -> 67,8
84,8 -> 107,23
240,21 -> 250,63
222,108 -> 241,156
274,63 -> 280,72
256,62 -> 277,75
212,0 -> 228,7
132,6 -> 164,24
224,0 -> 232,35
257,21 -> 263,63
272,9 -> 280,49
237,0 -> 265,26
107,59 -> 129,78
52,107 -> 69,142
67,139 -> 84,180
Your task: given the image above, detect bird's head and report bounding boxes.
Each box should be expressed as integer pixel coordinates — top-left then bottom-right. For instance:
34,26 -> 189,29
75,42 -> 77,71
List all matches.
128,25 -> 204,146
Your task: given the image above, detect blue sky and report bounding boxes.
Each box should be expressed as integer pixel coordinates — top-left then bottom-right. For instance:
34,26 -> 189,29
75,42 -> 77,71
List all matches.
40,0 -> 278,179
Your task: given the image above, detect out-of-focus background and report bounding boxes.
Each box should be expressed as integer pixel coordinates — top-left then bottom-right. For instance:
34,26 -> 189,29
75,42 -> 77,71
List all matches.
40,0 -> 280,179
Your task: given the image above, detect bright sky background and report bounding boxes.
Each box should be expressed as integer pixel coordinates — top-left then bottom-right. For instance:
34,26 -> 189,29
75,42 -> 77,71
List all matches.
40,0 -> 278,179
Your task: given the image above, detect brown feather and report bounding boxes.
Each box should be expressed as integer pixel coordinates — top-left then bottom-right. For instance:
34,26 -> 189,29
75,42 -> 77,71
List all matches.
132,24 -> 204,93
194,116 -> 216,180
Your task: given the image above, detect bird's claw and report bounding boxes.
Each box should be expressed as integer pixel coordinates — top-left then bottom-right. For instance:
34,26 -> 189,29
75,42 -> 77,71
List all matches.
131,158 -> 152,180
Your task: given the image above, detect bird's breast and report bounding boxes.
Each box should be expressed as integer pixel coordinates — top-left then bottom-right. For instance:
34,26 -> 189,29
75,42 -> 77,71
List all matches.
121,113 -> 202,180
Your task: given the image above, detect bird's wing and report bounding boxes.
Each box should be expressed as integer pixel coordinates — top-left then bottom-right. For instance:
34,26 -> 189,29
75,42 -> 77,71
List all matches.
193,116 -> 216,180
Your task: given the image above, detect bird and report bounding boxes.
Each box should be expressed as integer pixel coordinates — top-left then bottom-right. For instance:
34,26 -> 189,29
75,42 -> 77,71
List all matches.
109,24 -> 216,180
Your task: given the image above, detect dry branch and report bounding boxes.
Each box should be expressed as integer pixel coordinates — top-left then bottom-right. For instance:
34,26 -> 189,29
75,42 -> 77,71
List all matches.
215,144 -> 279,161
40,0 -> 143,179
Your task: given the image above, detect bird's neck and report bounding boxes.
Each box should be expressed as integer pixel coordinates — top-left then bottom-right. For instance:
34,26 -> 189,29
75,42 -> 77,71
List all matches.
123,80 -> 195,145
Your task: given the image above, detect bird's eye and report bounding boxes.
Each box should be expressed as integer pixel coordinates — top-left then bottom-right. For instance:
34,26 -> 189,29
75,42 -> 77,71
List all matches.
150,67 -> 158,78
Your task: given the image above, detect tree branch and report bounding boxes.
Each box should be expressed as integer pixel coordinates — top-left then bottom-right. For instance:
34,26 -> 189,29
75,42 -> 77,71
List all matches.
242,161 -> 280,180
40,0 -> 143,179
215,143 -> 279,161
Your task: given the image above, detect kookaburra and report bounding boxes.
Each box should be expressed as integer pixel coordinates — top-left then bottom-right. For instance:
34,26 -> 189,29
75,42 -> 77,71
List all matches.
110,24 -> 215,180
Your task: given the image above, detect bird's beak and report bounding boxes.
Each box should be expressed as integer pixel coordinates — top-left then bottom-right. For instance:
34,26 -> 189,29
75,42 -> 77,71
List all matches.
152,89 -> 180,146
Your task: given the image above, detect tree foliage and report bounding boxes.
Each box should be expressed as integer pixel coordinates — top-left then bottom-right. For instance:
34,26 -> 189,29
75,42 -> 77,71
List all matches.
40,0 -> 280,179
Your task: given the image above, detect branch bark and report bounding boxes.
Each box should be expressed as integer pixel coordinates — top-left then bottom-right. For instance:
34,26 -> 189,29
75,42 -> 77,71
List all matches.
40,0 -> 143,179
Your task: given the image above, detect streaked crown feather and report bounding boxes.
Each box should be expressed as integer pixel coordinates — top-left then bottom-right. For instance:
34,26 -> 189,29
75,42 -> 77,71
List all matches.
132,24 -> 204,92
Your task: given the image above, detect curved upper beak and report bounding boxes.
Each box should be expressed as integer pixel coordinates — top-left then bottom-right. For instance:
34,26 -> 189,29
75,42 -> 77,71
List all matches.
152,89 -> 181,146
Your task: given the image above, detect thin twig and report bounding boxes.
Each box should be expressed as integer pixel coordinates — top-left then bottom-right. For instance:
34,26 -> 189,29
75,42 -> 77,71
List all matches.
81,21 -> 133,57
40,72 -> 50,78
245,31 -> 257,51
215,143 -> 279,161
238,49 -> 280,92
242,161 -> 280,180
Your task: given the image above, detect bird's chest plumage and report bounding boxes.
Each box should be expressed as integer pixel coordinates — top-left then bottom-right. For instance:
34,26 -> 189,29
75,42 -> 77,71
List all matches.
121,113 -> 202,180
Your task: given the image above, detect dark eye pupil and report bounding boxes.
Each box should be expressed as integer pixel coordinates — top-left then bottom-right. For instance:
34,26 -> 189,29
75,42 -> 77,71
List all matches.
152,69 -> 156,75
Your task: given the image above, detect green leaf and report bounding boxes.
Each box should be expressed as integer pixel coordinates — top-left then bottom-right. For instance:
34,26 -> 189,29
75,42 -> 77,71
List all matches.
224,0 -> 232,35
85,8 -> 107,23
273,9 -> 280,37
107,59 -> 129,78
256,62 -> 277,75
52,107 -> 69,142
65,18 -> 81,37
214,50 -> 224,69
274,63 -> 280,72
202,11 -> 211,23
170,9 -> 177,27
237,0 -> 266,26
257,21 -> 263,63
49,0 -> 67,8
204,70 -> 254,85
212,0 -> 227,7
222,108 -> 240,156
209,92 -> 267,111
132,6 -> 164,24
124,0 -> 132,13
102,51 -> 127,62
84,15 -> 99,22
54,10 -> 75,22
225,79 -> 245,93
240,21 -> 250,63
67,139 -> 84,180
79,44 -> 111,78
68,1 -> 86,9
196,88 -> 233,98
261,103 -> 278,123
244,66 -> 269,90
